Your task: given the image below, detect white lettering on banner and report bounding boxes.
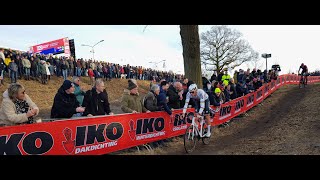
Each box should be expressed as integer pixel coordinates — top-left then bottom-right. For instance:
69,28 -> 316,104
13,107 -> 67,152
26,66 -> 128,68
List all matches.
235,109 -> 241,114
136,131 -> 165,140
50,42 -> 58,47
219,113 -> 231,120
246,102 -> 253,108
256,96 -> 263,101
75,141 -> 118,154
173,125 -> 187,131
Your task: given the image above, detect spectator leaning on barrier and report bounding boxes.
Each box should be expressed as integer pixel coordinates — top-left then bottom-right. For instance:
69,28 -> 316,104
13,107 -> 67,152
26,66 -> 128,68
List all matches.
219,82 -> 226,103
211,88 -> 223,106
121,79 -> 150,114
144,84 -> 162,112
252,78 -> 260,91
229,78 -> 237,100
73,76 -> 86,106
157,80 -> 172,115
51,80 -> 85,119
167,81 -> 184,110
246,78 -> 255,93
0,83 -> 39,126
222,80 -> 230,102
82,79 -> 113,117
236,80 -> 248,98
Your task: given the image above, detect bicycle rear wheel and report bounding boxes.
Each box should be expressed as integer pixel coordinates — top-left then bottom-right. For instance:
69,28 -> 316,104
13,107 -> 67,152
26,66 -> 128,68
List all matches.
184,125 -> 197,153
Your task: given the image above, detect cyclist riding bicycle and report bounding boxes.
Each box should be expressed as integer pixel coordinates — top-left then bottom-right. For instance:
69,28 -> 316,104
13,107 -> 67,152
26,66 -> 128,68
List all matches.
298,63 -> 308,85
181,84 -> 211,137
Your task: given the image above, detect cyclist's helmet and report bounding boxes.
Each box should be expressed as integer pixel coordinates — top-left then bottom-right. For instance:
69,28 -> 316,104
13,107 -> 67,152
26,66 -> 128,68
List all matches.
301,63 -> 304,66
188,84 -> 198,92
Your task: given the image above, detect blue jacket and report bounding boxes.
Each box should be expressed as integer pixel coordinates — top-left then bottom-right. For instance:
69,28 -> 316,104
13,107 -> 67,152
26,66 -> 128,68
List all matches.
157,87 -> 172,115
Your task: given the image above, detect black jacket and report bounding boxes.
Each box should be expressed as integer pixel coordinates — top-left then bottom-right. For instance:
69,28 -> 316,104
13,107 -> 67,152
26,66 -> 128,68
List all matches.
51,87 -> 80,118
229,83 -> 237,100
167,85 -> 181,109
212,94 -> 222,106
82,88 -> 111,116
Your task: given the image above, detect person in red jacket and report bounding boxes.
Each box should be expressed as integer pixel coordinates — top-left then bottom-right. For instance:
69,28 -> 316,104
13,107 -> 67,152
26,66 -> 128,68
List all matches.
88,67 -> 95,86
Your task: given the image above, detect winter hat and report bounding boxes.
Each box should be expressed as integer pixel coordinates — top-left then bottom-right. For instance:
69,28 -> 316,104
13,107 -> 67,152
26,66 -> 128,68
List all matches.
215,88 -> 221,93
128,79 -> 137,90
223,80 -> 229,86
62,80 -> 74,91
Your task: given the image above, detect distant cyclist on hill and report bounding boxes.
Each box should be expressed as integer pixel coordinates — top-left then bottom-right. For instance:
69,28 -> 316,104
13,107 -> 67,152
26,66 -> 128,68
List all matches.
298,63 -> 308,85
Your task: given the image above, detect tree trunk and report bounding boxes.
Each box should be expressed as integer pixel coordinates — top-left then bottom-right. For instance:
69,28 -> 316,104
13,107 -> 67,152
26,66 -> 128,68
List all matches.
180,25 -> 202,87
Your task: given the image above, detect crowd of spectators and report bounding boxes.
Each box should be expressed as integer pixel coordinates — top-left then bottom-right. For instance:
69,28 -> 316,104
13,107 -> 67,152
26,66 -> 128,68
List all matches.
0,48 -> 184,86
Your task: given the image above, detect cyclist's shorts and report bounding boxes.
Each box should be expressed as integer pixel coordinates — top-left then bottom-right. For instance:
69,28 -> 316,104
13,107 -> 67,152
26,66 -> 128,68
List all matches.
194,99 -> 210,115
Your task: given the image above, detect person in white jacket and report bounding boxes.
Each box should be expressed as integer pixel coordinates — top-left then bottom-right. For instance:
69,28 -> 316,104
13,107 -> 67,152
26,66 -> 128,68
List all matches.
0,83 -> 39,126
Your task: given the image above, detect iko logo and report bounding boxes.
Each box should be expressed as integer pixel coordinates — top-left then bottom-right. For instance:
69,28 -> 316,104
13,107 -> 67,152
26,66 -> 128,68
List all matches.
246,94 -> 255,107
170,112 -> 194,131
63,123 -> 123,154
235,99 -> 244,113
0,132 -> 54,155
128,117 -> 165,141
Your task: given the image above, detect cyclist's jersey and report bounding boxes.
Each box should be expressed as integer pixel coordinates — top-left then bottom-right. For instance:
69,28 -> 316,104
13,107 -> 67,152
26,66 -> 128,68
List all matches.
183,89 -> 209,115
300,65 -> 308,73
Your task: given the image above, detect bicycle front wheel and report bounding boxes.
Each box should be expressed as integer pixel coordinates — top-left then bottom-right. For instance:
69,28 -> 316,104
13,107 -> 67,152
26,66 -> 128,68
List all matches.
184,125 -> 197,153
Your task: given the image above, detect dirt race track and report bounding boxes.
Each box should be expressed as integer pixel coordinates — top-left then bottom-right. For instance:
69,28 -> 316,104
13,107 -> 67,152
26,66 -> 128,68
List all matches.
154,83 -> 320,155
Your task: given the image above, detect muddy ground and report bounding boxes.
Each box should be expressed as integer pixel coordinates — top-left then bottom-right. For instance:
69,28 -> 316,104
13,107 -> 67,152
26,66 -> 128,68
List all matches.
117,83 -> 320,155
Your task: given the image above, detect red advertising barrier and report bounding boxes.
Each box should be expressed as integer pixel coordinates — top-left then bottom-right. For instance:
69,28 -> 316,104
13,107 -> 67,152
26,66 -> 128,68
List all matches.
0,74 -> 320,155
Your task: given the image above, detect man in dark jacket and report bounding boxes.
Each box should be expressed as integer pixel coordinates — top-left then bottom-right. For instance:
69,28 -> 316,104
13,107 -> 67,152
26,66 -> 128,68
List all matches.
212,88 -> 223,106
229,78 -> 237,100
82,79 -> 113,116
236,80 -> 248,98
157,81 -> 172,115
167,82 -> 183,109
144,84 -> 161,112
51,80 -> 85,119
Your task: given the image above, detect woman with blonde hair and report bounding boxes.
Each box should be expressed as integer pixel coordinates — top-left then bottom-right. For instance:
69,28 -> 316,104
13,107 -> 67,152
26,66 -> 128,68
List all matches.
0,83 -> 39,126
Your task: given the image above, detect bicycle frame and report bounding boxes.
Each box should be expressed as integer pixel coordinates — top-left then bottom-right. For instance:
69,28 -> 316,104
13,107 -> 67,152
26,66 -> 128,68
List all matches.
299,73 -> 307,87
188,115 -> 205,140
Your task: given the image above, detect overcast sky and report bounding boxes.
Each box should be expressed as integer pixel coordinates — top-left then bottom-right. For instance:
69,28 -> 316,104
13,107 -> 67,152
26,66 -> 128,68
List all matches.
0,25 -> 319,75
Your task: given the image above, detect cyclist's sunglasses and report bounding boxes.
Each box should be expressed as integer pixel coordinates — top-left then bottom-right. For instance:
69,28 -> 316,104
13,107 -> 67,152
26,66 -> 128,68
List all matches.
190,91 -> 195,94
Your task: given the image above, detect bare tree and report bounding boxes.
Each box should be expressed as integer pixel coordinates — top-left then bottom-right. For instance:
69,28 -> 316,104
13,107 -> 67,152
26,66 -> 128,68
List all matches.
200,25 -> 259,73
246,56 -> 264,70
180,25 -> 202,86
